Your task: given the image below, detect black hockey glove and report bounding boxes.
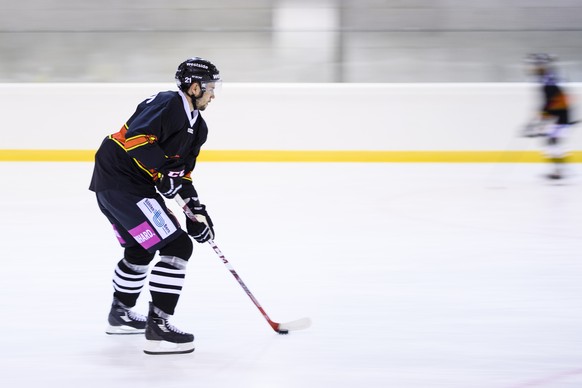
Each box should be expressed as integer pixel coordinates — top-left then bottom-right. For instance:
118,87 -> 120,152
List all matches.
184,198 -> 215,243
156,161 -> 185,199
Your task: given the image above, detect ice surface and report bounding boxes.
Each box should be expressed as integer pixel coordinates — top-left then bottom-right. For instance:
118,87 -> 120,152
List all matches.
1,162 -> 582,388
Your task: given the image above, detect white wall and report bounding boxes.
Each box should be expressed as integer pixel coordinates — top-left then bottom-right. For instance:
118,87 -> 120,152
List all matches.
2,83 -> 581,151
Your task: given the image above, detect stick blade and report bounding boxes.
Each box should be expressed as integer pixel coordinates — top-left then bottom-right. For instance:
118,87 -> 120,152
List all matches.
278,317 -> 311,332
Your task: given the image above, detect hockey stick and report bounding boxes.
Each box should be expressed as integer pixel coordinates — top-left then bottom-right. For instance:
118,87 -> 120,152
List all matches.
175,194 -> 311,334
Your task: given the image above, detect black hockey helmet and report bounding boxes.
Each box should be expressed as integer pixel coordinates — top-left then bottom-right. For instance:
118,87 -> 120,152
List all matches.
525,53 -> 557,77
526,53 -> 556,66
175,57 -> 221,93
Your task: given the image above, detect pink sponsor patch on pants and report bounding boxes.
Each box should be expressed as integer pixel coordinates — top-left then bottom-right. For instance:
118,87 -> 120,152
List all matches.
112,224 -> 126,245
129,221 -> 161,249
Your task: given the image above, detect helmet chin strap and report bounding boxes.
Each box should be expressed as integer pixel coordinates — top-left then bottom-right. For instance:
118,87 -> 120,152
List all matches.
187,86 -> 204,110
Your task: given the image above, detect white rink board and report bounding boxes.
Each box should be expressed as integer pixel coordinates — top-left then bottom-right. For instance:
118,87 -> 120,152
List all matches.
2,82 -> 581,151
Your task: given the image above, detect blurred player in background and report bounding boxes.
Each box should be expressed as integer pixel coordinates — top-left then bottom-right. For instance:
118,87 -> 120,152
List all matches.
523,53 -> 573,180
89,57 -> 221,355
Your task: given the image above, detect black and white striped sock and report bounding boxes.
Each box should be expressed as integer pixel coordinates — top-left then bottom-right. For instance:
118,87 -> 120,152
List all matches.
149,256 -> 188,315
112,259 -> 148,307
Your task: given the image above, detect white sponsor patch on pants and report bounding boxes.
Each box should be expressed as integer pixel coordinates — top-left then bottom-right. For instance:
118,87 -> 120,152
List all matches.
136,198 -> 178,239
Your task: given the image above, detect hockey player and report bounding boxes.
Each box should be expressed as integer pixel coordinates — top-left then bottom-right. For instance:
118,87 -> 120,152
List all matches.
89,57 -> 221,355
524,53 -> 572,179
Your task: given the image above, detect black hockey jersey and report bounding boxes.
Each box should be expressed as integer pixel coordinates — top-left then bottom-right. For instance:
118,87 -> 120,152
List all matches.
540,73 -> 570,125
89,90 -> 207,197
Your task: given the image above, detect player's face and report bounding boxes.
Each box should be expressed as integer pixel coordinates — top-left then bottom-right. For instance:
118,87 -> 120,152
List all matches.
195,82 -> 217,111
527,64 -> 546,77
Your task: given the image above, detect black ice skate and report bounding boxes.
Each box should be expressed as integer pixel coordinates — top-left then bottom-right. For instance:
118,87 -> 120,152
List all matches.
105,298 -> 147,335
546,172 -> 563,180
143,303 -> 194,355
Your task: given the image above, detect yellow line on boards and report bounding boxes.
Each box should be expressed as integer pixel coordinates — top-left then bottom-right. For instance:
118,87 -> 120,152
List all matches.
0,150 -> 96,162
199,150 -> 555,163
1,149 -> 581,163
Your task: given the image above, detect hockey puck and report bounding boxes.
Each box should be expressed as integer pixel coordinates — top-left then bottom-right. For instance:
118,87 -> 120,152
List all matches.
278,330 -> 289,335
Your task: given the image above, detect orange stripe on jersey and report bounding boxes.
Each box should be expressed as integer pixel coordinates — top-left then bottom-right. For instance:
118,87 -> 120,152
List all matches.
549,92 -> 569,110
134,158 -> 160,180
109,124 -> 128,147
109,124 -> 158,151
124,134 -> 158,151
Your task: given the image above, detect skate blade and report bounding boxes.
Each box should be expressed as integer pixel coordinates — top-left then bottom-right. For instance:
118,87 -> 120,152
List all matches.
143,340 -> 195,355
106,324 -> 145,335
